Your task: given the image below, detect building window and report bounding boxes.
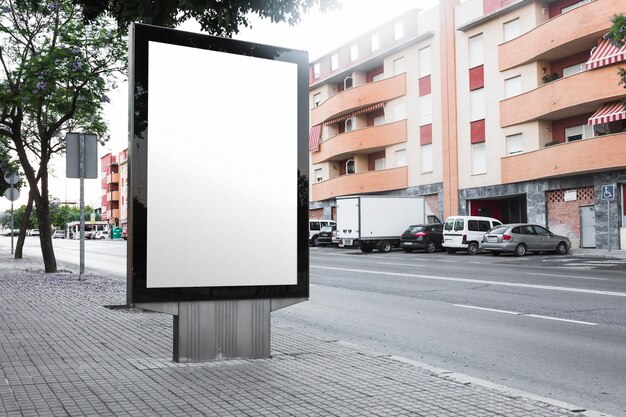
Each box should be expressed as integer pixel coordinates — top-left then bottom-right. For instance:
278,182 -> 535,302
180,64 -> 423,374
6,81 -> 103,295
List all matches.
563,63 -> 584,77
373,115 -> 385,126
344,76 -> 353,90
395,149 -> 407,167
345,118 -> 354,132
395,21 -> 404,40
313,93 -> 321,107
504,76 -> 522,98
393,57 -> 405,75
374,157 -> 386,171
350,44 -> 358,61
315,168 -> 323,182
561,0 -> 591,13
346,159 -> 355,174
372,72 -> 384,82
421,144 -> 433,173
470,88 -> 485,121
419,94 -> 432,126
469,34 -> 484,68
331,54 -> 338,71
506,133 -> 523,154
419,46 -> 431,77
371,33 -> 380,51
503,18 -> 520,42
313,62 -> 320,78
394,102 -> 406,121
472,142 -> 486,174
565,125 -> 594,142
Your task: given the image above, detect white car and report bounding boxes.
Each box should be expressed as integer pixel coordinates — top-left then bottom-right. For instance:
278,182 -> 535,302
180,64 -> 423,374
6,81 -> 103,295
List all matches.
442,216 -> 502,255
93,231 -> 108,240
53,230 -> 65,239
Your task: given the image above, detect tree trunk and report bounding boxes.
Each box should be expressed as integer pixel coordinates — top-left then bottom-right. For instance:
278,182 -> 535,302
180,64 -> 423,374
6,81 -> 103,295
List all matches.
14,189 -> 34,259
35,194 -> 57,273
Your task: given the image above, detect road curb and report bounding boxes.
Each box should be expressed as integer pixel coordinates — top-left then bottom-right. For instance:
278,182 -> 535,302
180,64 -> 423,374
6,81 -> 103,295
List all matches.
389,355 -> 615,417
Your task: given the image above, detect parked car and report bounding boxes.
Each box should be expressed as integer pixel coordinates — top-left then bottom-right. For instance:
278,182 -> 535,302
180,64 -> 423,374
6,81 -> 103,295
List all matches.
442,216 -> 502,255
317,225 -> 338,246
400,223 -> 444,253
309,219 -> 336,246
53,230 -> 65,239
122,229 -> 127,240
30,229 -> 40,236
482,223 -> 571,256
93,231 -> 108,240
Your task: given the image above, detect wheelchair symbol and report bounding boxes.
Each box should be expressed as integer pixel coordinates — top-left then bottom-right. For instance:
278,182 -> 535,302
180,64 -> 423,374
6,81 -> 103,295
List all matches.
601,185 -> 614,200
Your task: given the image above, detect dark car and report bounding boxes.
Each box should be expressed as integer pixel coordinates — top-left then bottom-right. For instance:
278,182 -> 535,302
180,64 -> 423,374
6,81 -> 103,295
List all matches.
400,223 -> 444,253
317,225 -> 338,246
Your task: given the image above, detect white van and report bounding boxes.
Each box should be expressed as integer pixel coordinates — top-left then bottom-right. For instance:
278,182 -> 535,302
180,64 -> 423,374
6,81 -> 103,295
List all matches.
442,216 -> 502,255
309,219 -> 336,246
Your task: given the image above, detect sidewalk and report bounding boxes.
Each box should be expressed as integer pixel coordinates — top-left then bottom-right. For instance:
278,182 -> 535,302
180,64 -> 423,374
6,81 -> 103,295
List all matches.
0,252 -> 614,417
569,248 -> 626,260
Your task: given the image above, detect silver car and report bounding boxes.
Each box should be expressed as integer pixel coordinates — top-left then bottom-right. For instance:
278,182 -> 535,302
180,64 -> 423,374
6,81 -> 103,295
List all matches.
482,223 -> 570,256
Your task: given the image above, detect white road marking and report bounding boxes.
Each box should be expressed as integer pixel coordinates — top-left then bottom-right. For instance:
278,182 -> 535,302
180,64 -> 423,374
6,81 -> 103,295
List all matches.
526,272 -> 608,281
454,304 -> 597,326
311,265 -> 626,297
375,262 -> 428,267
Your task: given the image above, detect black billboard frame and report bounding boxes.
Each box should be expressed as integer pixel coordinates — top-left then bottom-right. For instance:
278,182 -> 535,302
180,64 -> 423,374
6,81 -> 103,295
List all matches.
127,23 -> 309,305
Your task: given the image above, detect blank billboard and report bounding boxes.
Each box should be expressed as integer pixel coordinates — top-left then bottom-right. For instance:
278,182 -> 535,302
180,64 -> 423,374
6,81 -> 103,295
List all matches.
128,24 -> 309,304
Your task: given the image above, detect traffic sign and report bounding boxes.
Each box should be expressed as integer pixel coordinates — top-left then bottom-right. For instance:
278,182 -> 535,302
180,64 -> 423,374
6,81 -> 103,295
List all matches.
601,184 -> 615,200
4,172 -> 19,185
4,188 -> 19,201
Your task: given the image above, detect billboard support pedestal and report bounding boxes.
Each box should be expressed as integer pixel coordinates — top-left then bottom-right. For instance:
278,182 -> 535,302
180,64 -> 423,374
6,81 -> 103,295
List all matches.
137,298 -> 305,362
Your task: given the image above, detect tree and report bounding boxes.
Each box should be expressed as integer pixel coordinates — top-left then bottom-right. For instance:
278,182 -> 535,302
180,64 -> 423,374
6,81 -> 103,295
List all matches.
605,14 -> 626,106
0,1 -> 127,271
73,0 -> 338,36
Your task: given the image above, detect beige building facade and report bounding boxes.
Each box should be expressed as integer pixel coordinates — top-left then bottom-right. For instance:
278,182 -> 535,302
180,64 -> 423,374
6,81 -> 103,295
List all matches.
309,0 -> 626,249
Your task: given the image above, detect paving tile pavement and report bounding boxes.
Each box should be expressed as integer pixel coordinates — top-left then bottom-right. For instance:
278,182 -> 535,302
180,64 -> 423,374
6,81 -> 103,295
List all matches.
0,255 -> 609,417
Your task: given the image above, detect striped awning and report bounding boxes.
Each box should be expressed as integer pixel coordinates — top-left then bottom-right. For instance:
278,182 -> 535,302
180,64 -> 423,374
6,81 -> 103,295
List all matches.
309,124 -> 322,152
587,101 -> 626,125
585,38 -> 626,70
322,102 -> 385,126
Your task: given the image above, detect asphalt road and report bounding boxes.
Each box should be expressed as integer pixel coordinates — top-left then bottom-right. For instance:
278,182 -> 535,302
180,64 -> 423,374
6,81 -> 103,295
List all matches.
6,237 -> 626,416
276,246 -> 626,417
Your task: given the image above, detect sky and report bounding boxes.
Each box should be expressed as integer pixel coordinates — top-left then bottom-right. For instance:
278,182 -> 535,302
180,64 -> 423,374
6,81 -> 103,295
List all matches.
1,0 -> 439,212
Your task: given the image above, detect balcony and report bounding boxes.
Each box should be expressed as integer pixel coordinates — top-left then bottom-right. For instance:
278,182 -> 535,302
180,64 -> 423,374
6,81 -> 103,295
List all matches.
312,166 -> 408,201
312,120 -> 407,164
106,191 -> 120,202
311,74 -> 406,126
109,209 -> 120,219
501,133 -> 626,184
500,64 -> 625,127
107,172 -> 119,184
499,0 -> 619,71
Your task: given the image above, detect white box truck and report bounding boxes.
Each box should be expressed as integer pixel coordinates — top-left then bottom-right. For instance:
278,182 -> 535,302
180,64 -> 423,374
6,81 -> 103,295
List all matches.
336,196 -> 440,253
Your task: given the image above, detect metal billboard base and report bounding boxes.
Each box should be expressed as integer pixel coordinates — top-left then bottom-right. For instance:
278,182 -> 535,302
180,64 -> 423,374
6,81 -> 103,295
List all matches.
136,298 -> 305,362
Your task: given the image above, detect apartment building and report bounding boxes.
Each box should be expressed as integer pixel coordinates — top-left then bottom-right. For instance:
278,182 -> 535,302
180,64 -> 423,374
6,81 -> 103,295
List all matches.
309,0 -> 626,249
100,149 -> 128,227
309,7 -> 444,221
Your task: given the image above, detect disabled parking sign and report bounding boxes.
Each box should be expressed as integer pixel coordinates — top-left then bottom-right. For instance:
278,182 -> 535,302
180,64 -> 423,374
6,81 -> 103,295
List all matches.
601,184 -> 615,200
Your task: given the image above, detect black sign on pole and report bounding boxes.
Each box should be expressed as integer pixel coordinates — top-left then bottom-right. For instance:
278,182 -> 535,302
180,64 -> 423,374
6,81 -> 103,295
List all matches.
601,184 -> 615,200
66,133 -> 98,179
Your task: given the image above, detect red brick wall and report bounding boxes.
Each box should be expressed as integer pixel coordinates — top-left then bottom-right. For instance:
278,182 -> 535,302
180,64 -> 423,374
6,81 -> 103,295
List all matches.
483,0 -> 515,14
309,208 -> 324,220
549,0 -> 584,18
552,113 -> 594,142
547,186 -> 594,249
551,51 -> 590,77
424,194 -> 439,218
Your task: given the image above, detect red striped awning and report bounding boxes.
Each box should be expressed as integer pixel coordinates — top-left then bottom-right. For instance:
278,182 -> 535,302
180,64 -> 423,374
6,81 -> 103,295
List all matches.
585,38 -> 626,70
322,101 -> 385,126
587,101 -> 626,125
309,124 -> 322,152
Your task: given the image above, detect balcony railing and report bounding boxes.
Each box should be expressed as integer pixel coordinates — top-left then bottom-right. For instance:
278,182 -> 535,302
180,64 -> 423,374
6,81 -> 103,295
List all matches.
312,120 -> 407,164
501,133 -> 626,184
107,172 -> 120,184
499,0 -> 619,71
311,74 -> 406,126
500,64 -> 625,127
312,166 -> 408,201
107,191 -> 120,202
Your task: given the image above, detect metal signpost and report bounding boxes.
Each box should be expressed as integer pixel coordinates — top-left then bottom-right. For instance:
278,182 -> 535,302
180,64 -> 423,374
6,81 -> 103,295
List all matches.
3,172 -> 20,255
66,132 -> 98,280
601,184 -> 615,251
